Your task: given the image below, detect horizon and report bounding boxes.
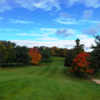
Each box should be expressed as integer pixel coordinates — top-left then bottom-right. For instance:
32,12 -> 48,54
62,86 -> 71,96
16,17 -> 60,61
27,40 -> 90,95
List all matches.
0,0 -> 100,51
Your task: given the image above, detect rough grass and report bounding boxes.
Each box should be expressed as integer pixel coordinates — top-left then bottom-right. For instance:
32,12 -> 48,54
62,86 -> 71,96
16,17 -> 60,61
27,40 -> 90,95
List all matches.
0,57 -> 100,100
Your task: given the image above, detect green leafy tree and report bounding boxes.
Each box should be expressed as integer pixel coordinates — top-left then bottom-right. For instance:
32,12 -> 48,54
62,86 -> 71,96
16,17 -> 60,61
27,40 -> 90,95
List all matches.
0,41 -> 7,65
90,35 -> 100,72
5,41 -> 16,64
51,47 -> 58,56
64,49 -> 76,67
15,46 -> 30,64
0,41 -> 16,66
39,47 -> 52,63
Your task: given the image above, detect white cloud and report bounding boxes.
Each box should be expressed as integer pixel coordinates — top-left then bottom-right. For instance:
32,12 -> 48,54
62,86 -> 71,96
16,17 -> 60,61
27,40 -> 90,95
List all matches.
0,28 -> 19,32
56,28 -> 76,37
40,28 -> 57,34
16,28 -> 77,39
77,34 -> 95,51
0,0 -> 100,13
67,0 -> 79,6
11,36 -> 95,51
11,40 -> 75,49
10,19 -> 33,24
80,20 -> 100,24
15,0 -> 61,11
67,0 -> 100,8
77,34 -> 89,39
40,27 -> 76,38
16,33 -> 43,37
55,17 -> 77,25
55,15 -> 100,25
83,0 -> 100,8
83,26 -> 100,36
16,32 -> 59,42
0,0 -> 61,12
16,28 -> 57,37
55,11 -> 100,25
59,12 -> 72,18
37,37 -> 59,41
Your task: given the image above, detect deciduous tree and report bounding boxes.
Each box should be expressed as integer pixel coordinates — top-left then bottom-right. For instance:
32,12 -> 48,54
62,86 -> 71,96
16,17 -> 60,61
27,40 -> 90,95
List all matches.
71,52 -> 94,77
90,35 -> 100,72
29,48 -> 42,65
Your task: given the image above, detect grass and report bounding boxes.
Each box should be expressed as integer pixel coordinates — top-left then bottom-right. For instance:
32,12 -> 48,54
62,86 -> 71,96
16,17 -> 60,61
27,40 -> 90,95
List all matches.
0,57 -> 100,100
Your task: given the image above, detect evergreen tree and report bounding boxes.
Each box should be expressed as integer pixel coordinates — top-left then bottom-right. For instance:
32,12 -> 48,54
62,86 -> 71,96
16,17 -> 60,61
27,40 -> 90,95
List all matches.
74,38 -> 84,54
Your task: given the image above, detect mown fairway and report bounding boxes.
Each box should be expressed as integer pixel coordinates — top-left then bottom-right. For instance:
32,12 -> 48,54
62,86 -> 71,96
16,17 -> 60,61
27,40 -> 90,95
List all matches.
0,57 -> 100,100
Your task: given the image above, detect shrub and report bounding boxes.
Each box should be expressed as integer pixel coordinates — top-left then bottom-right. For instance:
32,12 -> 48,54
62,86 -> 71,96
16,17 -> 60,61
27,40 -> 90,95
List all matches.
70,52 -> 94,77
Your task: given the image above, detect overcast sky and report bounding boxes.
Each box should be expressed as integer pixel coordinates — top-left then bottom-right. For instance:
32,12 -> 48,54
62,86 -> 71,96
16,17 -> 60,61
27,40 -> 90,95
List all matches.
0,0 -> 100,51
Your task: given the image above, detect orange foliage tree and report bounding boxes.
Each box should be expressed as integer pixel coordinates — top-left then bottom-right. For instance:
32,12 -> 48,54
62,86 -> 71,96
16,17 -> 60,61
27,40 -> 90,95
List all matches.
29,48 -> 42,65
71,52 -> 94,77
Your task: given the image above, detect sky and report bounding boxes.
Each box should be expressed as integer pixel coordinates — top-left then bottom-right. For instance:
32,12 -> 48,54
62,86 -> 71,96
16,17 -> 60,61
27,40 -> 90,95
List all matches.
0,0 -> 100,51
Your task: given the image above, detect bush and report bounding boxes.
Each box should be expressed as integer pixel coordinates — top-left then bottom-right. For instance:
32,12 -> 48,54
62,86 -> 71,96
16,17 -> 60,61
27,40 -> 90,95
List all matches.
70,52 -> 94,77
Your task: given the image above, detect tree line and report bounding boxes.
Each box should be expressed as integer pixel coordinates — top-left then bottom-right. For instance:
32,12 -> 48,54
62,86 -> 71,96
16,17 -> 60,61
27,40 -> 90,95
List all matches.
0,41 -> 67,67
0,35 -> 100,78
0,41 -> 30,66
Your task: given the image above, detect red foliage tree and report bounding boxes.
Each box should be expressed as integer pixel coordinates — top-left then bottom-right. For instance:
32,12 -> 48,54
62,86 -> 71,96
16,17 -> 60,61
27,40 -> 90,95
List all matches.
71,52 -> 94,77
29,48 -> 42,65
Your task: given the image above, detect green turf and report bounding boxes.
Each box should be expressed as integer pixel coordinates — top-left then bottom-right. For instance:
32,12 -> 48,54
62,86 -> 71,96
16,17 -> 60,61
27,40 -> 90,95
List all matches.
0,57 -> 100,100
